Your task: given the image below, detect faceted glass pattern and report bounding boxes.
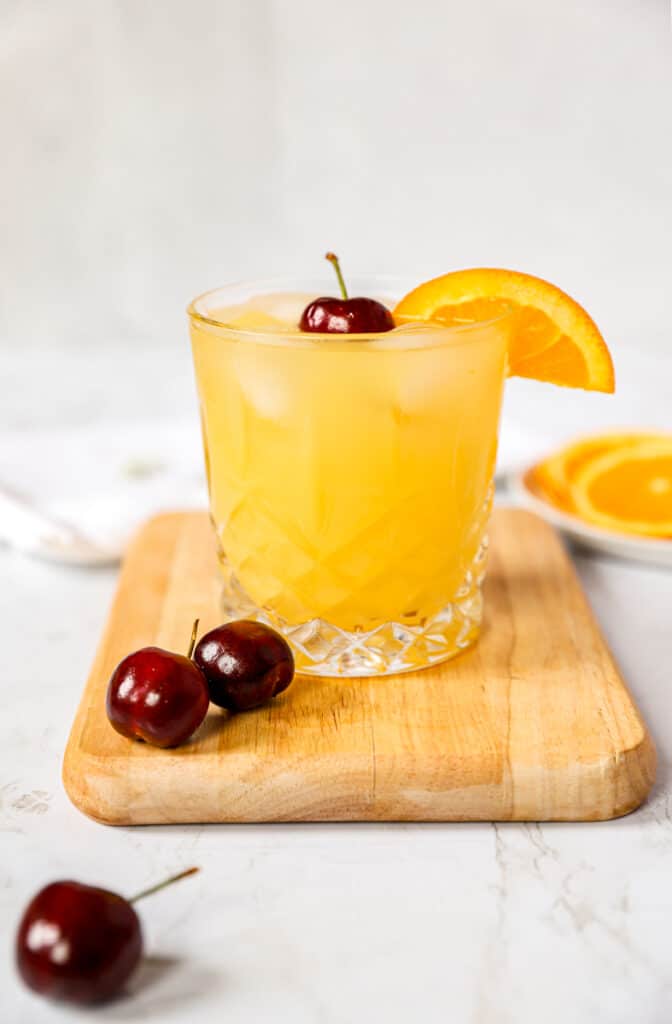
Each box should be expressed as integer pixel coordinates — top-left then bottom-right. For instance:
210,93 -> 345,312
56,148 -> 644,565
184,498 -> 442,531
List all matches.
219,529 -> 489,677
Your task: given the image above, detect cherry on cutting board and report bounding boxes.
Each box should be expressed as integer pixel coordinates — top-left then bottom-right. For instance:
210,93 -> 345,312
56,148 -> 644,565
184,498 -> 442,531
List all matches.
106,620 -> 209,748
194,620 -> 294,712
16,867 -> 198,1005
299,252 -> 395,334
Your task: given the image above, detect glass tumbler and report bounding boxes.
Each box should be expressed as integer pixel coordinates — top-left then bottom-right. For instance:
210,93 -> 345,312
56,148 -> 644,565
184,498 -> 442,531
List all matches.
188,276 -> 511,677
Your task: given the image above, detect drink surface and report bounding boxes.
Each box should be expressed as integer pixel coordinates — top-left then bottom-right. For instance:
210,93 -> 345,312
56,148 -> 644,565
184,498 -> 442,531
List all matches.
190,292 -> 508,632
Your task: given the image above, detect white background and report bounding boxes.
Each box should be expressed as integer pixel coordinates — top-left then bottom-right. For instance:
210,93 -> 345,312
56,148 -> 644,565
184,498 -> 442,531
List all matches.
2,0 -> 670,358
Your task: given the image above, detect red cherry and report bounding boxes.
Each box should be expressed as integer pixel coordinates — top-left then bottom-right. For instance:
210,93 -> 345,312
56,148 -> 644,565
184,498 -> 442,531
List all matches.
106,621 -> 209,747
15,868 -> 198,1006
194,620 -> 294,712
300,296 -> 395,334
16,881 -> 142,1005
299,253 -> 395,335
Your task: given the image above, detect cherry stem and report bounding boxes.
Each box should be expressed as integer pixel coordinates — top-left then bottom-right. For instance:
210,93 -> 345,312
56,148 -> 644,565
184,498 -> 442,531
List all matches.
187,618 -> 200,660
325,252 -> 348,300
130,866 -> 200,905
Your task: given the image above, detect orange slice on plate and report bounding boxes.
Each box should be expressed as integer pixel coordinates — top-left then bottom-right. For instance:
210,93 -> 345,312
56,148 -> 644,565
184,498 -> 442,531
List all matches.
530,432 -> 663,511
570,440 -> 672,537
394,268 -> 614,393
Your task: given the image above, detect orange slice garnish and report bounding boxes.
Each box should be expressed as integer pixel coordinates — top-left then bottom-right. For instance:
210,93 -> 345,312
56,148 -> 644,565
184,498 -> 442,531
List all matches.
569,440 -> 672,537
394,268 -> 614,392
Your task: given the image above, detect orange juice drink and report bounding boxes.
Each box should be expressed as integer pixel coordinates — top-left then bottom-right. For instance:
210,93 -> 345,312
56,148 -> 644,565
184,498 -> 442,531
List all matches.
189,277 -> 510,676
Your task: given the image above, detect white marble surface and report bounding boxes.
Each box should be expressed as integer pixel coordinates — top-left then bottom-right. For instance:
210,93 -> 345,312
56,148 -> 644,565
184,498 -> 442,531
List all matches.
1,343 -> 672,1024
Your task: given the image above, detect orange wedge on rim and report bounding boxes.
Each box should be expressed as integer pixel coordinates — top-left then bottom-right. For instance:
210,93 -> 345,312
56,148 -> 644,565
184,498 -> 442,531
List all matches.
394,268 -> 614,393
570,440 -> 672,537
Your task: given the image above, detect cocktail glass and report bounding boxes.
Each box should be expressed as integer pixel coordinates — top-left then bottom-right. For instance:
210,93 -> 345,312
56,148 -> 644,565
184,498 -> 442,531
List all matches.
188,275 -> 511,677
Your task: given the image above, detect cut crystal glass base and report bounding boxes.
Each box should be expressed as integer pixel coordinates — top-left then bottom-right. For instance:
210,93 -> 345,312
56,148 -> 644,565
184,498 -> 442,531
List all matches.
218,538 -> 488,678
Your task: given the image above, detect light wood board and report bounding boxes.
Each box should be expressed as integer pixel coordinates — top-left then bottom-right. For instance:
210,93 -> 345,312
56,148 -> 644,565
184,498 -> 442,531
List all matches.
63,509 -> 656,824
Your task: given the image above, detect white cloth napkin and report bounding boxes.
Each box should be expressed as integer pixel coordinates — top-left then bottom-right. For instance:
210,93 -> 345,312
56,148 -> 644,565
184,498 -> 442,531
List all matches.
0,417 -> 207,563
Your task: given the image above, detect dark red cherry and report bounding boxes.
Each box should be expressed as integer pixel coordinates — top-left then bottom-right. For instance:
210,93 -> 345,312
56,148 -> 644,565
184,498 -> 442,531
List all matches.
16,881 -> 142,1005
16,868 -> 198,1006
106,621 -> 209,747
194,620 -> 294,712
299,253 -> 395,335
300,296 -> 395,334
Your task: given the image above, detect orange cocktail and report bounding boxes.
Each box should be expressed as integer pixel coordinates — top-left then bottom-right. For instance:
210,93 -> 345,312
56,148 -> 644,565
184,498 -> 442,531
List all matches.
189,280 -> 509,676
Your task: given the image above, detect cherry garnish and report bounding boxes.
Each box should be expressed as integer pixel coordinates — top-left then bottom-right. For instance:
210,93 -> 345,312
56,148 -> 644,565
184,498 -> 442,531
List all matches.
194,620 -> 294,712
106,620 -> 209,747
299,252 -> 395,334
16,867 -> 198,1005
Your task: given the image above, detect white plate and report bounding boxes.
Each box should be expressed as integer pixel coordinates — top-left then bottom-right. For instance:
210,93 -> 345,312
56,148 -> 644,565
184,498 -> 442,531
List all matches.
511,470 -> 672,569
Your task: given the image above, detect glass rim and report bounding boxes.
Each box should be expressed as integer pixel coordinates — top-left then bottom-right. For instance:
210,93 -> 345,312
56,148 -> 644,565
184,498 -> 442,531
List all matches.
187,274 -> 515,347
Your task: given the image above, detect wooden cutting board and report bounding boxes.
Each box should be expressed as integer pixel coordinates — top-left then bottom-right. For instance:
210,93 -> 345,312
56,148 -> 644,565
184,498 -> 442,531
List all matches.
63,509 -> 655,825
